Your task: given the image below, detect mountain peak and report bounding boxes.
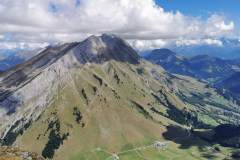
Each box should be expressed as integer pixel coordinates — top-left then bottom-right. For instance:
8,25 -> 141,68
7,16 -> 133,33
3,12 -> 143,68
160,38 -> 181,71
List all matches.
151,48 -> 176,55
145,48 -> 185,63
74,34 -> 140,64
0,34 -> 139,89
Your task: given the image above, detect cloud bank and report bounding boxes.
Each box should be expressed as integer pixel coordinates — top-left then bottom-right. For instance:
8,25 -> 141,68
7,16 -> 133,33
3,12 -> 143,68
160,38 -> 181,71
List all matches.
0,0 -> 237,50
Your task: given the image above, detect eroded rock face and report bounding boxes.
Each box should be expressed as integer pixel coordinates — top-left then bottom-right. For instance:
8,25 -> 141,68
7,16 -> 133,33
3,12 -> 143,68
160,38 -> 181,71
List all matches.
0,43 -> 79,144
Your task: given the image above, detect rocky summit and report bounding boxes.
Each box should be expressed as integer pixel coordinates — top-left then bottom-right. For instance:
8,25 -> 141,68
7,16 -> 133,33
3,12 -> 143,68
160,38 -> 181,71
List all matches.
0,34 -> 240,160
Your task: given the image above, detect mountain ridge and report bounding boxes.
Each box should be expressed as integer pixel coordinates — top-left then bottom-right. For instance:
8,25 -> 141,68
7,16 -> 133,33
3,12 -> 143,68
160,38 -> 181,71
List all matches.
0,34 -> 240,159
0,34 -> 141,144
216,72 -> 240,96
145,48 -> 240,83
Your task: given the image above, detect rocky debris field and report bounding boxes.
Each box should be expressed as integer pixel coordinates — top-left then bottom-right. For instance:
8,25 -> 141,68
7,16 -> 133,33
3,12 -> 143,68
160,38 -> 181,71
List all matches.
0,147 -> 45,160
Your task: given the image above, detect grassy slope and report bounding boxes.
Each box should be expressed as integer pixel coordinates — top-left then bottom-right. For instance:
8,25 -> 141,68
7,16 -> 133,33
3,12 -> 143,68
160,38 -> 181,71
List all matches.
15,60 -> 238,160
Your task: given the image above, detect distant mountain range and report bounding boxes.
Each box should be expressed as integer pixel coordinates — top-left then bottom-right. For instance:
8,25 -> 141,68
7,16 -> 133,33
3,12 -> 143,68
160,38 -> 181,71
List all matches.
1,34 -> 240,159
145,48 -> 240,105
171,38 -> 240,59
216,72 -> 240,96
145,48 -> 240,83
0,49 -> 41,71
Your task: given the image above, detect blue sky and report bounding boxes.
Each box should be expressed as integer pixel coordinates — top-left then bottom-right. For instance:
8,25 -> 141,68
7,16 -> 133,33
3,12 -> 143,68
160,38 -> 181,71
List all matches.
156,0 -> 240,16
156,0 -> 240,26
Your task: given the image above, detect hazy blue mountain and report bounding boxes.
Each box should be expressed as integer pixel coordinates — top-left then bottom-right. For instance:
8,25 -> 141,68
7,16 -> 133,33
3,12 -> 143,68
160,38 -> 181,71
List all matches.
0,49 -> 40,71
145,48 -> 240,83
216,72 -> 240,96
171,38 -> 240,59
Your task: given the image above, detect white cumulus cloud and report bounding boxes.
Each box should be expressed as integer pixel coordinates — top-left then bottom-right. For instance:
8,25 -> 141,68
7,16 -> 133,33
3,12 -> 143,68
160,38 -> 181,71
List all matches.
0,0 -> 237,50
0,42 -> 49,50
176,38 -> 223,47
